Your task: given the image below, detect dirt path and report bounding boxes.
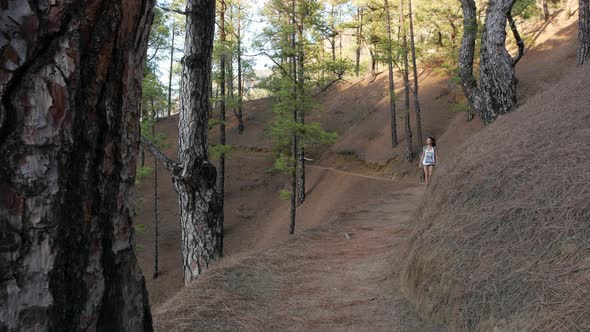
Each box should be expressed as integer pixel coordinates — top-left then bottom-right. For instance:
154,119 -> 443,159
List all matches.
235,150 -> 423,184
306,163 -> 422,185
155,183 -> 444,331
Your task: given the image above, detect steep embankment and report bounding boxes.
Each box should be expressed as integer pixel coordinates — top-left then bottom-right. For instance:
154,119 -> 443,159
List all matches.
401,47 -> 590,332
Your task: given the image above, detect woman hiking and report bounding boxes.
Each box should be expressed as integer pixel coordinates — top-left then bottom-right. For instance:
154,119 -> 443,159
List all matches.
419,137 -> 437,185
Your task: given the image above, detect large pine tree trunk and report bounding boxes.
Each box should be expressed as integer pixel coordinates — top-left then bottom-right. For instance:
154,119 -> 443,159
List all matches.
0,1 -> 154,331
176,0 -> 223,284
479,0 -> 519,123
579,0 -> 590,65
458,0 -> 485,115
459,0 -> 522,125
384,0 -> 398,147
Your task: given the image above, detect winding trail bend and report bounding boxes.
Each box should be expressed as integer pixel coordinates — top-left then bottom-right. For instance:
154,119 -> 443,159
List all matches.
236,150 -> 423,185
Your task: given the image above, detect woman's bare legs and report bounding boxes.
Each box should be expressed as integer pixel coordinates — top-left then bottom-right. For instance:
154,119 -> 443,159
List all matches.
427,166 -> 434,184
423,165 -> 430,184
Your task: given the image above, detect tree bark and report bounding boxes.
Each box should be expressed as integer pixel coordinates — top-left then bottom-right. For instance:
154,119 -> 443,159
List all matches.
408,0 -> 423,153
458,0 -> 484,117
401,0 -> 413,162
458,0 -> 521,125
384,0 -> 398,147
0,1 -> 154,331
578,0 -> 590,65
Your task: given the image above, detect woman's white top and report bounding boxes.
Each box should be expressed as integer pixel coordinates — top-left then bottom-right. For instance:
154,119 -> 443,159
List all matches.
422,146 -> 436,166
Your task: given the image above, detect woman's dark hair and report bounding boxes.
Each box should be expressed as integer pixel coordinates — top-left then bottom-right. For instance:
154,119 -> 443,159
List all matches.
427,137 -> 436,147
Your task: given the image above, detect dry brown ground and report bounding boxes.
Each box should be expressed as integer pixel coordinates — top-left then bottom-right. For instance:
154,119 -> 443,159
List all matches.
154,184 -> 447,331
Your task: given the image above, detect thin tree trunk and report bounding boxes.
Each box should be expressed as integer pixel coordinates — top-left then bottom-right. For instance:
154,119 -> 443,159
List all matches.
538,0 -> 550,21
331,4 -> 337,61
356,7 -> 364,77
297,8 -> 306,206
339,8 -> 343,59
236,0 -> 245,134
228,52 -> 235,137
168,23 -> 176,117
218,0 -> 227,226
384,0 -> 398,147
0,1 -> 155,330
152,111 -> 160,280
321,44 -> 326,81
401,0 -> 413,162
370,47 -> 377,76
228,54 -> 234,119
214,85 -> 219,112
408,0 -> 423,151
579,0 -> 590,64
290,0 -> 298,234
208,74 -> 214,119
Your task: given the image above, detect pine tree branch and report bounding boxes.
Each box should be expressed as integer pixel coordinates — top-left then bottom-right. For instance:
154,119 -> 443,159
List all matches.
244,51 -> 295,82
507,11 -> 525,66
140,135 -> 182,175
156,4 -> 187,15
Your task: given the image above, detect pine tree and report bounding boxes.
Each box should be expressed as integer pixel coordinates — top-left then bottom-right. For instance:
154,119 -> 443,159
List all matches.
458,0 -> 524,124
384,0 -> 399,146
142,0 -> 223,285
400,0 -> 413,161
